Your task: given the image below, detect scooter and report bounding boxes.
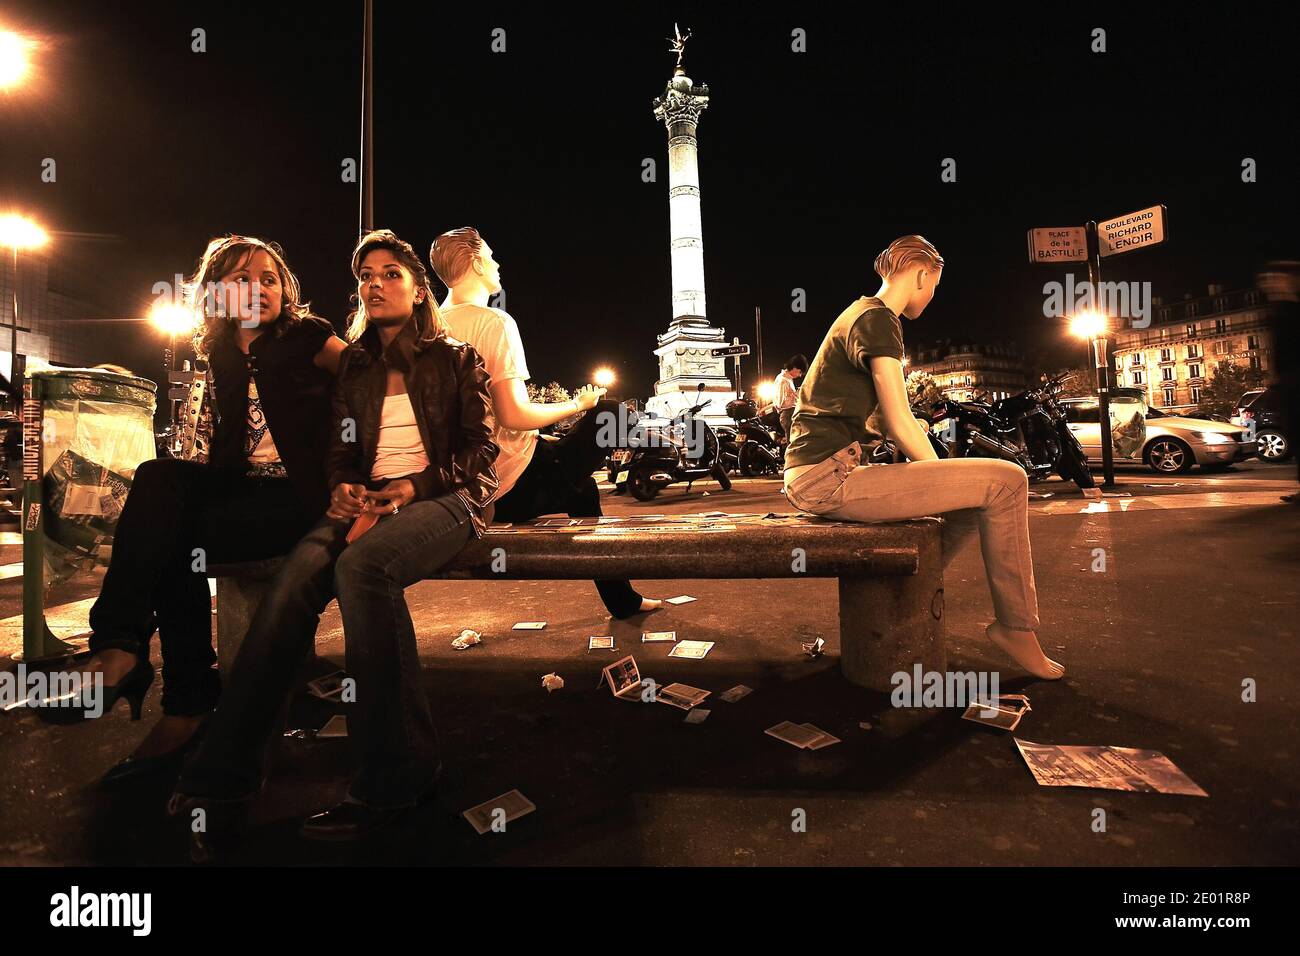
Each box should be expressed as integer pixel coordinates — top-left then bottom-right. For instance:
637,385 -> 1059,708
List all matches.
724,397 -> 785,477
613,383 -> 732,501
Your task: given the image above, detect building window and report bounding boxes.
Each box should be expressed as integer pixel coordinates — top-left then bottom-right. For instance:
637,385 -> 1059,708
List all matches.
1160,348 -> 1172,362
1163,387 -> 1175,406
1187,303 -> 1199,317
1189,363 -> 1202,379
1215,318 -> 1227,334
1187,344 -> 1200,359
1214,341 -> 1228,355
1215,297 -> 1227,312
1186,323 -> 1197,337
1250,355 -> 1262,370
1161,367 -> 1174,381
1132,370 -> 1145,385
1248,334 -> 1260,350
1115,373 -> 1124,387
1130,354 -> 1144,366
1191,385 -> 1202,404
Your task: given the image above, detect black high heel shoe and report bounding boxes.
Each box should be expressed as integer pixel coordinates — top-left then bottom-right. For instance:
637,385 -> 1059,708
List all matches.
37,658 -> 154,725
99,714 -> 211,787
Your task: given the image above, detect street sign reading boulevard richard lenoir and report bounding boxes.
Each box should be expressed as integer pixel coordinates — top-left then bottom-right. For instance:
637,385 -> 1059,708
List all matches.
1026,226 -> 1089,264
1098,204 -> 1168,258
711,344 -> 750,357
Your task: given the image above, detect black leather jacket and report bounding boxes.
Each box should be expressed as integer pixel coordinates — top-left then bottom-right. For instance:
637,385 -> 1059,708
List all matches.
326,317 -> 500,537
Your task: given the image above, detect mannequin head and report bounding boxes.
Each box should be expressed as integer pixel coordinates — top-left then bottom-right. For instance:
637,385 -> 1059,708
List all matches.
874,235 -> 945,319
429,226 -> 502,298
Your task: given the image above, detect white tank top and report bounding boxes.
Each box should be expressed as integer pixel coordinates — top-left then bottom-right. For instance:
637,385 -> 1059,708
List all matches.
371,393 -> 430,480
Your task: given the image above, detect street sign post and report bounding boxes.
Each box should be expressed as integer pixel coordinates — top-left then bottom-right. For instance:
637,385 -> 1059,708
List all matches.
1028,203 -> 1169,489
710,344 -> 750,358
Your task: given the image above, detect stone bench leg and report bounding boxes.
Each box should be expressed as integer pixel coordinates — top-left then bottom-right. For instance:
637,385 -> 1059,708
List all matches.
215,576 -> 273,679
837,534 -> 946,692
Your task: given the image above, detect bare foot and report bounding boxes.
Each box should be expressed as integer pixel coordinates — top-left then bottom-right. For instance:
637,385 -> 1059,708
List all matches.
83,648 -> 141,686
131,714 -> 206,759
986,623 -> 1065,680
639,598 -> 664,613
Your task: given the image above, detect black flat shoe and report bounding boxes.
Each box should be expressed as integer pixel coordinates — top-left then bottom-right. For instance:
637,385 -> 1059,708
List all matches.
99,715 -> 211,788
36,658 -> 154,725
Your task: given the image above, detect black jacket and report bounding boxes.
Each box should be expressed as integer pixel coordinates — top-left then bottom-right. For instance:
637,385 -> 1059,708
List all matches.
326,317 -> 500,537
207,315 -> 336,514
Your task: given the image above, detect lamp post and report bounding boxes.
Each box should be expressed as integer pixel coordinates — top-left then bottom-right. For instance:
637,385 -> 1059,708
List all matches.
1071,309 -> 1116,488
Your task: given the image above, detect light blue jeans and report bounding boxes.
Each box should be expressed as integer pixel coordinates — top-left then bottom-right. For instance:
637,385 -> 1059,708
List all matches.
785,445 -> 1040,631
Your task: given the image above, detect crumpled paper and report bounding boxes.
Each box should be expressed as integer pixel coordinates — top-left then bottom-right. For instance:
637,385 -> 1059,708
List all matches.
452,628 -> 482,650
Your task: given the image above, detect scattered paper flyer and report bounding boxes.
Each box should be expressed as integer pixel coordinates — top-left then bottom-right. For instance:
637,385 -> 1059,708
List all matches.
765,721 -> 826,749
719,685 -> 753,703
1013,739 -> 1208,797
656,682 -> 710,710
602,655 -> 645,701
668,640 -> 715,660
588,635 -> 615,651
642,630 -> 677,643
541,673 -> 564,693
451,628 -> 482,650
665,595 -> 697,605
683,708 -> 711,724
801,637 -> 826,659
802,724 -> 841,750
513,621 -> 546,631
307,670 -> 347,700
962,694 -> 1031,732
463,789 -> 537,835
1081,487 -> 1103,500
317,714 -> 348,738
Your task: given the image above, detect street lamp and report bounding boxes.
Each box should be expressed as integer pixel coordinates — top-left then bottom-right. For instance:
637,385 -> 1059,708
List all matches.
1070,308 -> 1116,488
0,30 -> 34,92
755,380 -> 777,405
1,214 -> 49,387
593,367 -> 615,389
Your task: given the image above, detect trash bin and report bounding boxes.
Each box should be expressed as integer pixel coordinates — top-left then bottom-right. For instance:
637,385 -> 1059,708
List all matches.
20,368 -> 157,662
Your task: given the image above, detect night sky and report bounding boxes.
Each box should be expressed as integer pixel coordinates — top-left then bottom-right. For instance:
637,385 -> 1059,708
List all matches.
2,2 -> 1294,398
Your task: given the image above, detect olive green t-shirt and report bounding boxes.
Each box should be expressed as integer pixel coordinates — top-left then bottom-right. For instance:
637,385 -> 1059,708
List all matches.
784,296 -> 905,470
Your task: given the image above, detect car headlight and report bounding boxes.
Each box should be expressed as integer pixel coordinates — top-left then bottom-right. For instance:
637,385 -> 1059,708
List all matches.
1191,431 -> 1231,444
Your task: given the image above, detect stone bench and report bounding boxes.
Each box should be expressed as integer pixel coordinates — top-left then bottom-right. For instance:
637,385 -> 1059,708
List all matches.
210,513 -> 945,693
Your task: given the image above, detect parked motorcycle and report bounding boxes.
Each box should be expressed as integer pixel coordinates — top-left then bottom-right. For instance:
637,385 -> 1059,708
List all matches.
927,374 -> 1095,489
613,383 -> 733,501
723,397 -> 785,477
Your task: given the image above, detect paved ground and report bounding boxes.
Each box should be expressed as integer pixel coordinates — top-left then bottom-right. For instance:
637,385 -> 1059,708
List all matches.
1,460 -> 1297,865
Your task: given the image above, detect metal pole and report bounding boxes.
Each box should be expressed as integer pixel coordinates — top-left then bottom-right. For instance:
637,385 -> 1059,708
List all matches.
1087,220 -> 1116,488
755,306 -> 763,388
9,247 -> 17,387
359,0 -> 375,235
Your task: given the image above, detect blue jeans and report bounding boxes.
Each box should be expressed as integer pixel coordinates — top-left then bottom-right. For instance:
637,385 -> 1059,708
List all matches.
179,492 -> 473,808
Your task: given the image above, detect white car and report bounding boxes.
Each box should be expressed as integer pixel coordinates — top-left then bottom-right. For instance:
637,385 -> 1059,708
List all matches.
1060,399 -> 1257,474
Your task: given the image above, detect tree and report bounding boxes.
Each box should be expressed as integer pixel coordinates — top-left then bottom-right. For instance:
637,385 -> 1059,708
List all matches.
905,370 -> 944,410
526,380 -> 582,434
1196,360 -> 1266,417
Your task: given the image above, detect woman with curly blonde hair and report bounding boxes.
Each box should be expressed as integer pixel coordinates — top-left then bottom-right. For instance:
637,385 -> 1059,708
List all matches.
43,235 -> 347,786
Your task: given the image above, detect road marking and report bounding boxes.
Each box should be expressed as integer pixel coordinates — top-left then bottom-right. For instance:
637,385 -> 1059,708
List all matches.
0,562 -> 21,581
1034,490 -> 1289,516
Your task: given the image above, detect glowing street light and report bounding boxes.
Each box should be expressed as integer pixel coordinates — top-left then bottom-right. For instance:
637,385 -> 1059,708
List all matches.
755,380 -> 777,404
148,300 -> 197,337
2,214 -> 49,385
1069,309 -> 1107,341
0,30 -> 34,92
593,367 -> 615,389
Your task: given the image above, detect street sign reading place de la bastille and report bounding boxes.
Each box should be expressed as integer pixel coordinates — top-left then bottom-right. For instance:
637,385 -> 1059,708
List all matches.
1027,226 -> 1089,263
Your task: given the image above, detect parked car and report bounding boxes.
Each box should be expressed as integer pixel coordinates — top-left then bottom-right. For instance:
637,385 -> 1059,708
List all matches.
1060,398 -> 1256,473
1232,385 -> 1290,461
